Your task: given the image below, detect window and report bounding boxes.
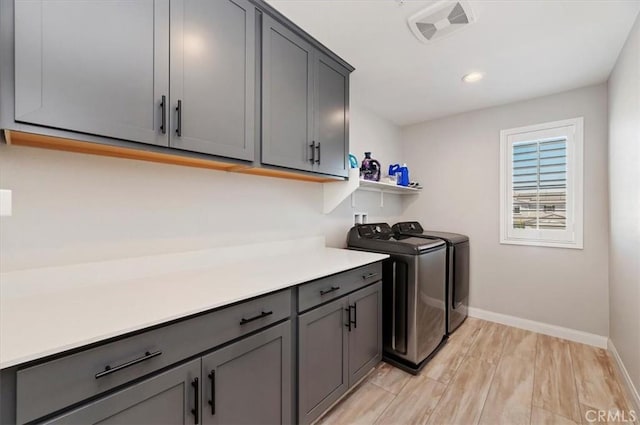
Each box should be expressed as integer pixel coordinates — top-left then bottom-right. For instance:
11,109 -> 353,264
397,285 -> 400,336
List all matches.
500,118 -> 583,249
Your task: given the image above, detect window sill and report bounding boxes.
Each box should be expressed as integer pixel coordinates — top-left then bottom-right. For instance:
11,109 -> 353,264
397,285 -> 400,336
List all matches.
500,238 -> 583,250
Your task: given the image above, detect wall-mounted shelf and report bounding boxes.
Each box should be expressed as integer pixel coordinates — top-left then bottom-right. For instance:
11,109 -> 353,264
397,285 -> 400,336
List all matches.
358,179 -> 422,194
323,171 -> 421,213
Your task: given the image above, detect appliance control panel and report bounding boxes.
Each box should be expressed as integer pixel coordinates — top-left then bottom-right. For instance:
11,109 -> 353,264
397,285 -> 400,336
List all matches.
393,221 -> 424,234
357,223 -> 393,238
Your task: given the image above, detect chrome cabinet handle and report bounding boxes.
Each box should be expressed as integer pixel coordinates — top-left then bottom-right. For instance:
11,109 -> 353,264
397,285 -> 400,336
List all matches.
95,350 -> 162,379
362,272 -> 379,280
240,310 -> 273,325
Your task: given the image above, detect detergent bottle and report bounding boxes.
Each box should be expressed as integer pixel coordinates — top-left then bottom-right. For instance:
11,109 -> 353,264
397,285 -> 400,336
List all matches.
398,163 -> 410,186
388,164 -> 401,184
361,152 -> 381,181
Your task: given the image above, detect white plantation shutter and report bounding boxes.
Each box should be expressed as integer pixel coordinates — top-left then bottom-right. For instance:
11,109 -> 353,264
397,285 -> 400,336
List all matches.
500,118 -> 583,249
512,138 -> 567,230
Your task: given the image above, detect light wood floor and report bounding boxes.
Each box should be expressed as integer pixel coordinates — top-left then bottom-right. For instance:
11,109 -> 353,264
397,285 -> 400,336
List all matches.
317,318 -> 637,425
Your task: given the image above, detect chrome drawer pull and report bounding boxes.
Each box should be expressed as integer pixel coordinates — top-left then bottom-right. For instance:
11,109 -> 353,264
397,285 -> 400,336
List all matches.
362,272 -> 379,280
240,310 -> 273,325
320,286 -> 340,296
95,350 -> 162,379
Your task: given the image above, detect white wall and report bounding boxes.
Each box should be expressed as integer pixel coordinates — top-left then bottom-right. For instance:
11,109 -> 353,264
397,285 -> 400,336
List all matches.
608,14 -> 640,396
401,84 -> 610,336
0,102 -> 404,271
325,100 -> 406,247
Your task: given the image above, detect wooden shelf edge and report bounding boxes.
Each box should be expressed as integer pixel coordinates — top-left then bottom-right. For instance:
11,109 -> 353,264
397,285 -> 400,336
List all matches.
2,130 -> 346,184
234,166 -> 339,183
3,130 -> 247,172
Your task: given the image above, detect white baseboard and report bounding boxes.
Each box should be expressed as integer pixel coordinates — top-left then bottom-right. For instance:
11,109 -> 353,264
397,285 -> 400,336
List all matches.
467,307 -> 608,348
608,339 -> 640,413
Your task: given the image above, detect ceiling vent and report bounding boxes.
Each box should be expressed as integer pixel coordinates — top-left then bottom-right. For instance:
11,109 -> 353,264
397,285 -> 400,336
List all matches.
408,1 -> 476,43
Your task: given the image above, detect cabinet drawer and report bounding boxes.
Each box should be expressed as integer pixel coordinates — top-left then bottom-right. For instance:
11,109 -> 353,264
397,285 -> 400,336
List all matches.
298,262 -> 382,313
16,289 -> 291,424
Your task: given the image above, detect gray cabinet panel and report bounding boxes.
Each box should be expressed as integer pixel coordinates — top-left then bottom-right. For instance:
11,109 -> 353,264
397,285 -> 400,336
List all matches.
348,282 -> 383,386
314,54 -> 349,177
14,0 -> 169,146
16,289 -> 291,424
201,321 -> 292,425
170,0 -> 255,160
298,262 -> 382,313
261,15 -> 315,172
43,359 -> 200,425
298,297 -> 348,425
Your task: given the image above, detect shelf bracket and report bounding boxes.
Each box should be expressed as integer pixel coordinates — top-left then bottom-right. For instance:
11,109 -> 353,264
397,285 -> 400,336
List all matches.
322,168 -> 360,214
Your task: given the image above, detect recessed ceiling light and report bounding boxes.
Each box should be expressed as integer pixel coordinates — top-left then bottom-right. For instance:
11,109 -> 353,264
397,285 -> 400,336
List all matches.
462,72 -> 484,83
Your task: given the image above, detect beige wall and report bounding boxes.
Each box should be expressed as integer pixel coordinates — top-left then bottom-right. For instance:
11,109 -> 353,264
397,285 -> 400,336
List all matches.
401,84 -> 610,336
0,101 -> 404,271
608,13 -> 640,396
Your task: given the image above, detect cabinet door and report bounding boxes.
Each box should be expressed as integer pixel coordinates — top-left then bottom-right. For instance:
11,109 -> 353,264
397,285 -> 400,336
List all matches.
201,321 -> 292,425
314,53 -> 350,177
262,15 -> 315,173
348,282 -> 382,387
14,0 -> 169,146
298,297 -> 348,425
170,0 -> 255,160
43,359 -> 200,425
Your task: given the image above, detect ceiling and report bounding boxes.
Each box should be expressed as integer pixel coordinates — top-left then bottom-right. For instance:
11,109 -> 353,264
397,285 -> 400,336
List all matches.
266,0 -> 640,126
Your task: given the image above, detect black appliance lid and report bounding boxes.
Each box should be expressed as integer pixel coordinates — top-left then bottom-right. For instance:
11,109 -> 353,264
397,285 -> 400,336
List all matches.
348,223 -> 445,254
393,221 -> 469,244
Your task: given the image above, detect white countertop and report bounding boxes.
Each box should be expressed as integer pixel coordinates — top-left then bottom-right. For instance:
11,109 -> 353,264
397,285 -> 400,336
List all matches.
0,240 -> 387,369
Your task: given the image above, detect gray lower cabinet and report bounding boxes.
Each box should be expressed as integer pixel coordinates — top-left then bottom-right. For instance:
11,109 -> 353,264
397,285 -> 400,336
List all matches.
298,297 -> 349,425
298,282 -> 382,424
43,359 -> 200,425
14,0 -> 170,147
348,283 -> 383,387
201,321 -> 292,425
39,321 -> 292,425
169,0 -> 255,160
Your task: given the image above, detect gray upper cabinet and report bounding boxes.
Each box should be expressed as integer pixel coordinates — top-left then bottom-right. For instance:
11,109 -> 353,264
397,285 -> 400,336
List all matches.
43,359 -> 200,425
298,297 -> 349,425
262,15 -> 351,178
314,53 -> 350,177
14,0 -> 170,147
348,282 -> 383,386
169,0 -> 255,161
10,0 -> 352,177
261,15 -> 315,173
201,321 -> 292,425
